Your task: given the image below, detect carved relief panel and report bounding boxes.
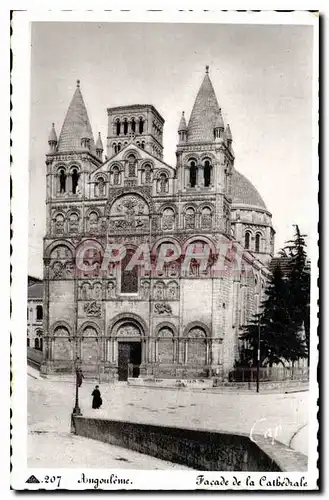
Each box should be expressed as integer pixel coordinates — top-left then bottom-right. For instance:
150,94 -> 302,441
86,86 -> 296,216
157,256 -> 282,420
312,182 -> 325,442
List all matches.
108,194 -> 149,233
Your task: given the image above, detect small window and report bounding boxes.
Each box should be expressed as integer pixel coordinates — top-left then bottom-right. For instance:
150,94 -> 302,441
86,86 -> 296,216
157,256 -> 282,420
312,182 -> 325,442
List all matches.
36,305 -> 43,320
139,118 -> 144,134
71,168 -> 79,194
27,337 -> 30,347
123,119 -> 128,135
204,160 -> 211,187
127,155 -> 137,177
112,167 -> 120,185
59,169 -> 66,193
255,233 -> 261,252
245,232 -> 251,250
116,120 -> 120,136
190,161 -> 197,188
131,118 -> 136,133
27,307 -> 29,319
34,338 -> 39,350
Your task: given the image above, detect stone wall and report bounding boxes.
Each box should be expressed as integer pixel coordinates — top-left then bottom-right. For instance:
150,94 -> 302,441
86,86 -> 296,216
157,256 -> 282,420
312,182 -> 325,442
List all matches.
72,417 -> 307,472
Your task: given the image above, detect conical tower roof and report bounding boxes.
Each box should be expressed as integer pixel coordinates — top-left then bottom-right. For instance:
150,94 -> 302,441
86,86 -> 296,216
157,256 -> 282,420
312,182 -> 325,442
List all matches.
215,109 -> 224,129
178,111 -> 187,132
57,80 -> 96,155
96,132 -> 104,151
225,123 -> 232,140
48,123 -> 58,143
187,66 -> 220,143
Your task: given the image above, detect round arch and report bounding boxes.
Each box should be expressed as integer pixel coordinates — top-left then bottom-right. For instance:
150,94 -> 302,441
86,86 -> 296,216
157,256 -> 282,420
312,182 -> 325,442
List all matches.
78,321 -> 101,337
183,321 -> 211,338
154,321 -> 178,338
45,240 -> 75,260
197,202 -> 215,214
182,235 -> 217,255
107,313 -> 148,338
50,320 -> 73,337
183,153 -> 200,163
122,148 -> 142,161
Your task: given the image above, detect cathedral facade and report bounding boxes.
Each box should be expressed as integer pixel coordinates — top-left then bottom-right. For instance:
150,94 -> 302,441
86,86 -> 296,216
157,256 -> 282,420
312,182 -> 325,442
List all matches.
41,67 -> 275,380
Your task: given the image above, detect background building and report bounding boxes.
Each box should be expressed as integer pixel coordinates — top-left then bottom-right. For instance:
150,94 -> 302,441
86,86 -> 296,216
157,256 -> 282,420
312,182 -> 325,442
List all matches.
41,67 -> 274,380
27,276 -> 44,351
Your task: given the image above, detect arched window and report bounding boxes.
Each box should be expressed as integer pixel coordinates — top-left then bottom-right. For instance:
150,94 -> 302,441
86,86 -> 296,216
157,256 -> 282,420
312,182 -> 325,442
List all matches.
55,214 -> 65,235
34,337 -> 39,350
245,231 -> 251,250
88,212 -> 99,233
117,142 -> 122,152
204,160 -> 212,187
36,305 -> 43,320
116,119 -> 120,136
27,308 -> 29,319
113,143 -> 117,154
190,161 -> 197,188
39,338 -> 43,351
162,207 -> 175,230
121,249 -> 138,293
127,155 -> 137,177
201,207 -> 212,229
157,328 -> 175,363
185,207 -> 195,229
69,212 -> 79,233
71,168 -> 79,194
123,119 -> 128,135
27,337 -> 30,347
144,164 -> 152,183
158,173 -> 168,193
141,141 -> 145,150
139,117 -> 144,134
58,169 -> 66,193
187,327 -> 207,365
255,233 -> 261,252
136,141 -> 140,147
131,118 -> 136,133
96,177 -> 105,197
112,166 -> 120,185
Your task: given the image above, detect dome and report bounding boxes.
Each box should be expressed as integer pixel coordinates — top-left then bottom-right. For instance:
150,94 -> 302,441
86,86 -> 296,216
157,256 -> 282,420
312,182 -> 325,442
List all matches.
231,169 -> 267,210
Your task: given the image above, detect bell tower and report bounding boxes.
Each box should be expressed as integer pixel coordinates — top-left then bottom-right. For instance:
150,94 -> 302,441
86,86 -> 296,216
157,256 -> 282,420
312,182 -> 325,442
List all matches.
176,66 -> 234,236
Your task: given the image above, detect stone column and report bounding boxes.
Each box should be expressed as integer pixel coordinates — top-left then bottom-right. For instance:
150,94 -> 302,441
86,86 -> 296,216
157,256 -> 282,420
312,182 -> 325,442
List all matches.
184,166 -> 190,188
198,164 -> 204,187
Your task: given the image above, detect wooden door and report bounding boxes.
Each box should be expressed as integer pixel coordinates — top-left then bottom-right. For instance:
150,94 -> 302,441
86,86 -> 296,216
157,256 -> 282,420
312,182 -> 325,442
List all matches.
118,343 -> 130,381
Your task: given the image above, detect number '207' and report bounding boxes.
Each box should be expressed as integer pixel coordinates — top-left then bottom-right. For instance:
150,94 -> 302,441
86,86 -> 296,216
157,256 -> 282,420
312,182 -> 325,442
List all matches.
44,476 -> 62,487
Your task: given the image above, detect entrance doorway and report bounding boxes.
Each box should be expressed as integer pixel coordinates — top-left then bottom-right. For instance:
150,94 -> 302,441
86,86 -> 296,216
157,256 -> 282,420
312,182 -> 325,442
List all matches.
118,342 -> 142,381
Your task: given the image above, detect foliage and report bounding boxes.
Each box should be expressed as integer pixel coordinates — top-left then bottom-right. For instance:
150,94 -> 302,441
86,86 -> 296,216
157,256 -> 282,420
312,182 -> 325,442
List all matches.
240,225 -> 309,367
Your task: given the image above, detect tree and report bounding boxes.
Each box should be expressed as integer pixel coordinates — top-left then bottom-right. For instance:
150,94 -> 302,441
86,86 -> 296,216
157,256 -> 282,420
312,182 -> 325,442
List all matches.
240,263 -> 307,367
280,225 -> 311,362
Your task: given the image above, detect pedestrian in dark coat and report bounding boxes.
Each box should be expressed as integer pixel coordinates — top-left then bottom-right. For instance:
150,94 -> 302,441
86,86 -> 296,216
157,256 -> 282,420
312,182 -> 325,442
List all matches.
91,385 -> 102,409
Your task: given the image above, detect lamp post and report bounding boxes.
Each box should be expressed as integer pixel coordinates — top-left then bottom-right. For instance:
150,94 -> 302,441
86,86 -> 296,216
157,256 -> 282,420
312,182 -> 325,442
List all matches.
72,357 -> 82,417
256,315 -> 261,393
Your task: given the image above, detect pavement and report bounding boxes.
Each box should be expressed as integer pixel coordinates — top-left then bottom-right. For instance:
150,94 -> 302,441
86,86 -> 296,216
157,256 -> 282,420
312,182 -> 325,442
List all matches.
28,373 -> 189,469
27,368 -> 309,468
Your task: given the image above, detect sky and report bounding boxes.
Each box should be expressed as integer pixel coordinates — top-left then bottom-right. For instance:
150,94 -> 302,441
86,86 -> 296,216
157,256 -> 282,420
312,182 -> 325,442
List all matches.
28,21 -> 314,279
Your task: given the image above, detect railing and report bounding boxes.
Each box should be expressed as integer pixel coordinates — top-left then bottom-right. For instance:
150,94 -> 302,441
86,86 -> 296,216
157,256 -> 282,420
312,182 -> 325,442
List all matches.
227,366 -> 309,383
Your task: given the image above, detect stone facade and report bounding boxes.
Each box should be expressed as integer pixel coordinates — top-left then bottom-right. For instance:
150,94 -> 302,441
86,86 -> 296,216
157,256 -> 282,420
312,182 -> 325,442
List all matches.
41,68 -> 274,380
